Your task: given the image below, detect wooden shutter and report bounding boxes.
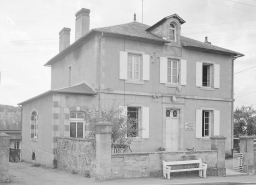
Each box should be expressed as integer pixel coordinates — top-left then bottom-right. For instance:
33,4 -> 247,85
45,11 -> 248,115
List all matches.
119,106 -> 127,118
143,54 -> 150,81
141,107 -> 149,138
214,64 -> 220,89
214,110 -> 220,135
160,57 -> 167,83
196,62 -> 202,87
180,59 -> 187,85
196,109 -> 202,138
31,113 -> 34,139
119,51 -> 128,79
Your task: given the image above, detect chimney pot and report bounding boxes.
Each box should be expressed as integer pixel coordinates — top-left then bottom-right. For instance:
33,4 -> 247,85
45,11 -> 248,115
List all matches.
75,8 -> 90,41
59,27 -> 71,52
204,36 -> 211,44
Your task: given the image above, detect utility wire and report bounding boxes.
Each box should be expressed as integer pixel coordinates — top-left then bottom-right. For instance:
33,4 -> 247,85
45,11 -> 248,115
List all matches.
225,0 -> 256,8
235,91 -> 256,98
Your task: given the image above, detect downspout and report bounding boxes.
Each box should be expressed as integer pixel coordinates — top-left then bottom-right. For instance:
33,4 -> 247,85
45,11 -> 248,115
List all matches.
231,56 -> 234,154
98,32 -> 104,119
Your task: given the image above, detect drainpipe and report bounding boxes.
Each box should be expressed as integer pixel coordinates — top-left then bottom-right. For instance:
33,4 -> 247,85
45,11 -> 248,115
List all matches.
231,56 -> 234,154
98,32 -> 104,119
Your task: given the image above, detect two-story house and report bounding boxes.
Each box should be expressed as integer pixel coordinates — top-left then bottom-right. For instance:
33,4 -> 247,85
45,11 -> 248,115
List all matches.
19,8 -> 243,167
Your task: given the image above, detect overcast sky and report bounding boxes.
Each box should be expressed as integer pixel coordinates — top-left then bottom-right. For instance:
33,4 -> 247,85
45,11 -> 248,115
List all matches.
0,0 -> 255,108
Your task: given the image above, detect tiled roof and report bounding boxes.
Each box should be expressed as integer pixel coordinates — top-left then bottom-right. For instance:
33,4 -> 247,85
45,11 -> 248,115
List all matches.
45,21 -> 243,66
18,83 -> 97,105
93,22 -> 165,43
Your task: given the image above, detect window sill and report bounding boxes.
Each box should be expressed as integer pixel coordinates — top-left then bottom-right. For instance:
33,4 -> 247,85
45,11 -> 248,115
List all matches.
125,80 -> 144,85
198,137 -> 211,140
200,87 -> 215,91
31,139 -> 38,142
165,83 -> 179,87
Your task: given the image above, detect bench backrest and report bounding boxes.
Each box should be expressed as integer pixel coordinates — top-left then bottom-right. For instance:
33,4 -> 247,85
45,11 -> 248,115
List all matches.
163,158 -> 202,166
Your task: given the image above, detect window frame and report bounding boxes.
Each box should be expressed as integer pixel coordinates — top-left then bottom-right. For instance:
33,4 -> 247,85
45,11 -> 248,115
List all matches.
127,53 -> 142,81
127,106 -> 141,138
31,111 -> 38,140
202,63 -> 213,88
69,111 -> 85,138
169,23 -> 176,42
167,59 -> 180,84
202,110 -> 211,138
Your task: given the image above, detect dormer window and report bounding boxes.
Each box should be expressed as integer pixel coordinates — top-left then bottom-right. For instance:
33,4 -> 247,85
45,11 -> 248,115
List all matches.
169,23 -> 176,41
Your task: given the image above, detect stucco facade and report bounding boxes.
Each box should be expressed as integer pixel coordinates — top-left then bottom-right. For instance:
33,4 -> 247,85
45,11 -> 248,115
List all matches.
20,8 -> 243,166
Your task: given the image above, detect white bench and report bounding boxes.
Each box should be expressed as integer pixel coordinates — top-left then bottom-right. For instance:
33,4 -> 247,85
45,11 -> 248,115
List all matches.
163,158 -> 207,179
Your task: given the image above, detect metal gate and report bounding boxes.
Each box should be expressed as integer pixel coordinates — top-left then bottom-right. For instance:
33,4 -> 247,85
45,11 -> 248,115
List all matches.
233,153 -> 243,172
9,148 -> 20,162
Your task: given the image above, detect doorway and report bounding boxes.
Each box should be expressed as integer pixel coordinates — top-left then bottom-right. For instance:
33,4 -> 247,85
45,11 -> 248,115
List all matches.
166,109 -> 179,151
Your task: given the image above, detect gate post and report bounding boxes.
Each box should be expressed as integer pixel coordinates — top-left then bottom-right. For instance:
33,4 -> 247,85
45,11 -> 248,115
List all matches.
239,136 -> 255,175
0,132 -> 10,182
95,121 -> 113,181
210,136 -> 226,176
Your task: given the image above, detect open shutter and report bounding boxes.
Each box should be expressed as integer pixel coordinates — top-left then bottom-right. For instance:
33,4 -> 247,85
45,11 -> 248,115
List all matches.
31,114 -> 34,139
160,57 -> 167,83
214,110 -> 220,136
196,109 -> 202,138
214,64 -> 220,89
196,62 -> 202,87
119,51 -> 128,79
180,59 -> 187,85
119,106 -> 127,118
141,107 -> 149,138
36,110 -> 39,139
143,54 -> 150,81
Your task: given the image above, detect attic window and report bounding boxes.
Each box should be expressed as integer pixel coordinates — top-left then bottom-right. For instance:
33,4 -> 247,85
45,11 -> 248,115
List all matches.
169,23 -> 176,41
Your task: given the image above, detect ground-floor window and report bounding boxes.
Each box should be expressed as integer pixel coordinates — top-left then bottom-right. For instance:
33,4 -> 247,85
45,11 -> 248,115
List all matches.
127,107 -> 140,137
14,141 -> 20,149
202,110 -> 211,137
70,111 -> 85,138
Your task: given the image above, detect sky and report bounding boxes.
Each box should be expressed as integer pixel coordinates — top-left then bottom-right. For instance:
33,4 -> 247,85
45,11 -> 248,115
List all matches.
0,0 -> 256,109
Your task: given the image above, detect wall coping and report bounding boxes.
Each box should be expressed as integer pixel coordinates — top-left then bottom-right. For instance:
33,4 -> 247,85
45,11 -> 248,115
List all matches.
58,136 -> 95,142
112,150 -> 216,157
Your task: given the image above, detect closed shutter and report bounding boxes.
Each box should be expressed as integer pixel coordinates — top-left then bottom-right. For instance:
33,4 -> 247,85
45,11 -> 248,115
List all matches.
143,54 -> 150,81
180,59 -> 187,85
141,107 -> 149,138
36,111 -> 39,139
214,110 -> 220,135
214,64 -> 220,89
196,62 -> 202,87
196,109 -> 202,138
31,113 -> 34,139
119,106 -> 127,118
119,51 -> 128,79
160,57 -> 167,83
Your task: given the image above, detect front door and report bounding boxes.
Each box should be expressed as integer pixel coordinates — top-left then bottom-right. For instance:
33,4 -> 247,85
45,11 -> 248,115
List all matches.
166,109 -> 179,151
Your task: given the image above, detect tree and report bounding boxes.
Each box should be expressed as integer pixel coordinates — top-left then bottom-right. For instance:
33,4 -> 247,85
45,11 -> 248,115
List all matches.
234,106 -> 256,137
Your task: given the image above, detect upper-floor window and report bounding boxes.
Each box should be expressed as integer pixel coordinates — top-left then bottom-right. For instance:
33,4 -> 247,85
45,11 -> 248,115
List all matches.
169,23 -> 176,41
127,54 -> 141,80
31,111 -> 38,139
68,66 -> 71,86
119,51 -> 150,82
167,59 -> 179,84
202,63 -> 213,87
70,111 -> 85,138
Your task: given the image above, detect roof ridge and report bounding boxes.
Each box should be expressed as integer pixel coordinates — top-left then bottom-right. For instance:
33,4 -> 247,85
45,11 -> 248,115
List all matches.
94,21 -> 150,30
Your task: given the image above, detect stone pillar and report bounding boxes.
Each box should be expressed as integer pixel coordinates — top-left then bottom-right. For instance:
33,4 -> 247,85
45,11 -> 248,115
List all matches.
95,121 -> 113,181
0,133 -> 10,182
239,136 -> 255,175
210,136 -> 226,176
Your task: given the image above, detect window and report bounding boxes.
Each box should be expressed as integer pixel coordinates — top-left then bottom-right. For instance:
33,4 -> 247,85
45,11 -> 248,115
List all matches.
31,111 -> 38,139
169,23 -> 176,41
127,107 -> 140,137
202,111 -> 210,137
68,66 -> 71,86
69,111 -> 85,138
202,63 -> 213,87
167,59 -> 179,84
14,141 -> 20,149
127,54 -> 141,80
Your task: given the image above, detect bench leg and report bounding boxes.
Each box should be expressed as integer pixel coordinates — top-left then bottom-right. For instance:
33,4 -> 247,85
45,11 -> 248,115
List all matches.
199,170 -> 203,177
167,172 -> 171,180
203,169 -> 206,178
163,171 -> 166,179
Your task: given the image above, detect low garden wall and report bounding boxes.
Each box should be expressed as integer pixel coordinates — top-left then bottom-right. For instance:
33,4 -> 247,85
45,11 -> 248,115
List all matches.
111,150 -> 218,179
56,137 -> 96,177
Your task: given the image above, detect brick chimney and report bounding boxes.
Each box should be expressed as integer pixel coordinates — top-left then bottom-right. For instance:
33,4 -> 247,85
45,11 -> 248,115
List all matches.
204,37 -> 211,44
59,27 -> 71,52
75,8 -> 90,41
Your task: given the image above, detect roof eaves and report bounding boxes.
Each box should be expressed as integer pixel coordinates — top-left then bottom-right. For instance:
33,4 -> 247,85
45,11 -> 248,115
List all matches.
18,90 -> 53,105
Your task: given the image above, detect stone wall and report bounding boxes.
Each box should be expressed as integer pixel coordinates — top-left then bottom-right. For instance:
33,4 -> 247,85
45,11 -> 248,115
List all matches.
112,150 -> 217,179
0,133 -> 10,182
56,137 -> 96,177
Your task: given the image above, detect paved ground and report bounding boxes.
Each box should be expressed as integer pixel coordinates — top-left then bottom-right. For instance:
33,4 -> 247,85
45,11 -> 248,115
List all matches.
3,162 -> 256,185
